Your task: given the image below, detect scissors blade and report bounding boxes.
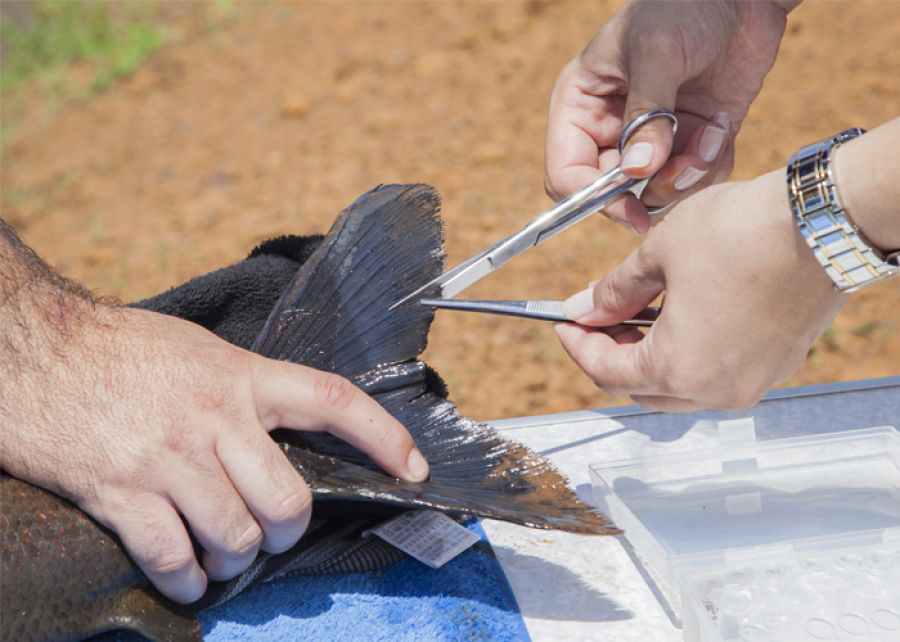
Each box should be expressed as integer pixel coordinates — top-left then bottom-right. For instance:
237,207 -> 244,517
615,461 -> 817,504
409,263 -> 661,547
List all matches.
390,110 -> 678,311
389,252 -> 494,310
389,169 -> 631,311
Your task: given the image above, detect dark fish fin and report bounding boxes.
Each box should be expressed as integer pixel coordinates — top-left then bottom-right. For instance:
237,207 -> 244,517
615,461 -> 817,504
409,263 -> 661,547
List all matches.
280,364 -> 617,536
253,184 -> 616,536
101,587 -> 200,642
251,183 -> 443,372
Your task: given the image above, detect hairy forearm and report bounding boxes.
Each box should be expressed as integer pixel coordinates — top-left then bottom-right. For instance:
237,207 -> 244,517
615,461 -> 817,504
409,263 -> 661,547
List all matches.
0,219 -> 96,368
0,220 -> 104,475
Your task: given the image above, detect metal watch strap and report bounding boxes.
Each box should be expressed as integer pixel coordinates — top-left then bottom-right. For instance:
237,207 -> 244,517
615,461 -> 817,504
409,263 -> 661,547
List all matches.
786,128 -> 900,293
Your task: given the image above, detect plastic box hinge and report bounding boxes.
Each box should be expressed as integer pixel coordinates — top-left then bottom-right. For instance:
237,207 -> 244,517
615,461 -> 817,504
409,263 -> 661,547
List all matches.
718,417 -> 759,474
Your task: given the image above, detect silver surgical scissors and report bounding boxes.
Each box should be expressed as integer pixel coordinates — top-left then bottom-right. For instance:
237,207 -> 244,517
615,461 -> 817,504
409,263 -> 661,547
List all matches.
390,109 -> 677,323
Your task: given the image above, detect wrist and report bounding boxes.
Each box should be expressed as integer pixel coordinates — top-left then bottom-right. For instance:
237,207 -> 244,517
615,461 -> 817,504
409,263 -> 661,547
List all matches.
830,121 -> 900,252
755,168 -> 843,296
785,126 -> 899,292
1,222 -> 104,465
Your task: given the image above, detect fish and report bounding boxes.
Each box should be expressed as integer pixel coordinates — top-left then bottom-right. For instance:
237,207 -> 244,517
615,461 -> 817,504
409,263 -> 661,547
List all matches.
1,184 -> 617,642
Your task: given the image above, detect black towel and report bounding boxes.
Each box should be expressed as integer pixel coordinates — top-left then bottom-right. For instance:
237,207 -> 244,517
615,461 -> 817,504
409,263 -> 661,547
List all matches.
133,235 -> 324,349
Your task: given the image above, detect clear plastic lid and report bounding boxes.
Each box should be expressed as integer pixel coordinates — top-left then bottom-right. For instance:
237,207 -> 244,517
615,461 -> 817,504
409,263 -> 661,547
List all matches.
589,422 -> 900,642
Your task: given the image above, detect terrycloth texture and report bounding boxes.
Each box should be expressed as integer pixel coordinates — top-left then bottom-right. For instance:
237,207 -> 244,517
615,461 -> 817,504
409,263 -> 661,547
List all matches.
102,520 -> 528,642
199,520 -> 529,642
134,234 -> 324,349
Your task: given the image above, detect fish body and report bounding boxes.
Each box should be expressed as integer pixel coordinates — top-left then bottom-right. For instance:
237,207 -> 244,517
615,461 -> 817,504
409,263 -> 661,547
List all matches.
1,474 -> 199,642
1,185 -> 615,641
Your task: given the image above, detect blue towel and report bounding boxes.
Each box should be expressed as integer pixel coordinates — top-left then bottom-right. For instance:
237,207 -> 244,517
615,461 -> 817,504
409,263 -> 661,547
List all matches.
102,520 -> 529,641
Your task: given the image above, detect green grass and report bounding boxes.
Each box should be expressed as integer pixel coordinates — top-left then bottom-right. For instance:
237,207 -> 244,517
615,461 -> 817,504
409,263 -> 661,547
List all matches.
850,319 -> 880,339
0,1 -> 166,91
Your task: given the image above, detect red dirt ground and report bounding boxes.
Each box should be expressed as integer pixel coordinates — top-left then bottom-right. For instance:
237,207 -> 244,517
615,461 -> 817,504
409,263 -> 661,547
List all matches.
2,1 -> 898,420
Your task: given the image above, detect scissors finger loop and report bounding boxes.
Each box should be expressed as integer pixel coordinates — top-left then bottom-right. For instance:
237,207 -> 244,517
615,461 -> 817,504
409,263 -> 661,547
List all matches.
617,109 -> 678,155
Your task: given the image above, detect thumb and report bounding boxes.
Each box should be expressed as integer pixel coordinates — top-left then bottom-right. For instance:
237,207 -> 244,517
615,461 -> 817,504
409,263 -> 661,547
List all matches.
618,44 -> 682,179
563,246 -> 664,326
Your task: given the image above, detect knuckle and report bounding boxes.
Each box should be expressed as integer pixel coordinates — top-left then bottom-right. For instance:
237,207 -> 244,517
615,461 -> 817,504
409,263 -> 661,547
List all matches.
223,522 -> 263,557
597,274 -> 627,315
148,549 -> 197,579
100,456 -> 146,493
627,32 -> 681,76
634,243 -> 660,279
313,373 -> 357,412
268,486 -> 312,527
159,419 -> 201,458
209,344 -> 253,377
633,342 -> 659,386
187,383 -> 244,428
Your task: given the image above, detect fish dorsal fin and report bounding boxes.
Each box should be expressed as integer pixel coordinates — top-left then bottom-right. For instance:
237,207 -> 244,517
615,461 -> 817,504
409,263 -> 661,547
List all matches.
253,184 -> 616,536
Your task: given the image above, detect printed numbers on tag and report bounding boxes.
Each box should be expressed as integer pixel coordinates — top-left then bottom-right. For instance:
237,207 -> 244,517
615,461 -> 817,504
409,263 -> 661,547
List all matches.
364,510 -> 480,569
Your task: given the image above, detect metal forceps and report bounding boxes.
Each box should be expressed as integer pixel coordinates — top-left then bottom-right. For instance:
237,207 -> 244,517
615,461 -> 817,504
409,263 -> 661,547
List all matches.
390,109 -> 677,324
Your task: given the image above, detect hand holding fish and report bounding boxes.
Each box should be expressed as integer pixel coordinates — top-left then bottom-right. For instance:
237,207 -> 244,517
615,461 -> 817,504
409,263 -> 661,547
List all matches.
544,0 -> 798,231
0,221 -> 429,605
2,186 -> 612,641
557,119 -> 900,411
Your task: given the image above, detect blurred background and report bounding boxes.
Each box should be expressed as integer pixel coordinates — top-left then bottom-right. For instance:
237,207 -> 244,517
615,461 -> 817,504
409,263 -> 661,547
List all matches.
2,0 -> 897,420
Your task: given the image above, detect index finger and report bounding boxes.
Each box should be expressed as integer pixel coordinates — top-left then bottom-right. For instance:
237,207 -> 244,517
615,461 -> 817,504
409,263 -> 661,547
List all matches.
249,357 -> 429,483
555,322 -> 661,395
545,60 -> 624,201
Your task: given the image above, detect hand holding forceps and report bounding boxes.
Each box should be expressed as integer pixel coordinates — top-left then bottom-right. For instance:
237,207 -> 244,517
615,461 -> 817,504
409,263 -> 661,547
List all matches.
391,109 -> 677,326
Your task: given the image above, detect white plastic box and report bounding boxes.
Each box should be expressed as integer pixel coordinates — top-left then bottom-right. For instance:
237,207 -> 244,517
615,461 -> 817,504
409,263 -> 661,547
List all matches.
589,422 -> 900,642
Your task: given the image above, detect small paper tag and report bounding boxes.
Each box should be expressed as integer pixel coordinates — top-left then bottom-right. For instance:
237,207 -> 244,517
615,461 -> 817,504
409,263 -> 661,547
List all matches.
363,510 -> 480,569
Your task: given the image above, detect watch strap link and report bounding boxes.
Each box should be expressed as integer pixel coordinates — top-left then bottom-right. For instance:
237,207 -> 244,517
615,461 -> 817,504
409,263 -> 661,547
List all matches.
786,127 -> 899,293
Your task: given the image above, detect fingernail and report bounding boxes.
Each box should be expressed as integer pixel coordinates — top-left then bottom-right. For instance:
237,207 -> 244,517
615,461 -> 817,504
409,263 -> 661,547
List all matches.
673,166 -> 708,191
620,141 -> 655,170
564,288 -> 596,321
407,448 -> 429,482
698,124 -> 727,163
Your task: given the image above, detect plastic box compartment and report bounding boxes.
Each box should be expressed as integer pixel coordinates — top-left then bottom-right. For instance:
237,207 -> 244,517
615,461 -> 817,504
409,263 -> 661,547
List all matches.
589,423 -> 900,642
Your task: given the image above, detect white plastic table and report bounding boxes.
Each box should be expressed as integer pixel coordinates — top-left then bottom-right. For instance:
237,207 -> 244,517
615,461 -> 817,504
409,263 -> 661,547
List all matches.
483,377 -> 900,642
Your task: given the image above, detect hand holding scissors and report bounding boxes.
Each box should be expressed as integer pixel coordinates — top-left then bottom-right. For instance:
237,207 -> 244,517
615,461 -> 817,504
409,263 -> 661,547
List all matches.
393,110 -> 676,325
543,0 -> 786,231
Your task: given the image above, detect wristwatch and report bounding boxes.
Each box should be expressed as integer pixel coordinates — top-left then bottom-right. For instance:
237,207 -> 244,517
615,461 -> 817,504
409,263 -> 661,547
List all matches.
786,128 -> 900,293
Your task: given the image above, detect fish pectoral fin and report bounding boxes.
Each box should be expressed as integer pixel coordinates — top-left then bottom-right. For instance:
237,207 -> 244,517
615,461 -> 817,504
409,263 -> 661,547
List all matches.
103,587 -> 201,642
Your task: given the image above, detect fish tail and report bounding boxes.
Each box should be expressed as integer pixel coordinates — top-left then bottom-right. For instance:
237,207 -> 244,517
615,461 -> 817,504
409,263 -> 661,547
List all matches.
253,184 -> 616,536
